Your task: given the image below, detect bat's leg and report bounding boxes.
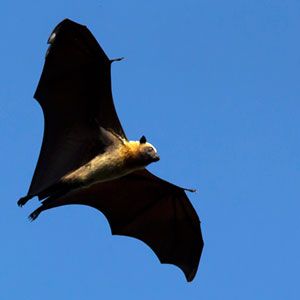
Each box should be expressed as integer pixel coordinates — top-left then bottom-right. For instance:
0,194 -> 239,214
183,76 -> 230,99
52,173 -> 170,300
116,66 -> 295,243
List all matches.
28,199 -> 54,221
28,194 -> 71,221
17,195 -> 33,207
28,206 -> 43,221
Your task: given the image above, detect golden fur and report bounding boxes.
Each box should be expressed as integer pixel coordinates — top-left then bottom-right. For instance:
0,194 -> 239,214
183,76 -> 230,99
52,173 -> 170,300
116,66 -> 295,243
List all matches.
62,140 -> 157,187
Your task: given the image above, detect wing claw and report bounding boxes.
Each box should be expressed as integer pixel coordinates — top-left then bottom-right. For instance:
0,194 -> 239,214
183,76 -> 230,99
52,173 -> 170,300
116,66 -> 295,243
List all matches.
110,57 -> 124,63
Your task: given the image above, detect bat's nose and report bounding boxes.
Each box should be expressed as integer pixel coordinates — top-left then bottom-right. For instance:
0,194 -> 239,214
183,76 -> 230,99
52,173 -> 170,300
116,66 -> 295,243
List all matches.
153,154 -> 160,162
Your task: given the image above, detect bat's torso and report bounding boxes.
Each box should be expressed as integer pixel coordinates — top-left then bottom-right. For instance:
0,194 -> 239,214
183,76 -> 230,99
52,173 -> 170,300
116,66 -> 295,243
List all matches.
62,144 -> 136,186
61,139 -> 157,188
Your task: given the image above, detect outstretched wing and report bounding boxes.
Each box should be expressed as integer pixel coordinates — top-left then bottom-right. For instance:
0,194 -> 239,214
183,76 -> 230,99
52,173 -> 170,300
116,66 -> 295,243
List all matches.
28,19 -> 126,197
36,170 -> 203,281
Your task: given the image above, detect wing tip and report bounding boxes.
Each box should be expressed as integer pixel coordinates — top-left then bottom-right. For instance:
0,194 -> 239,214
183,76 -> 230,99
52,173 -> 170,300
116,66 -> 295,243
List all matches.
110,229 -> 203,282
159,257 -> 201,282
47,19 -> 84,44
44,18 -> 109,62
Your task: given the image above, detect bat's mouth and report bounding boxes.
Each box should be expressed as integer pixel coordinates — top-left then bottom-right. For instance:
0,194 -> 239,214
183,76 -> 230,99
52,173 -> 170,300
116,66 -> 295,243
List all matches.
153,155 -> 160,162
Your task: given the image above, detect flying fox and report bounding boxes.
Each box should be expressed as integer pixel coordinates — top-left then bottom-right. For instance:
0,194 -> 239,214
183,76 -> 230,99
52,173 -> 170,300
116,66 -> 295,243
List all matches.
18,19 -> 203,282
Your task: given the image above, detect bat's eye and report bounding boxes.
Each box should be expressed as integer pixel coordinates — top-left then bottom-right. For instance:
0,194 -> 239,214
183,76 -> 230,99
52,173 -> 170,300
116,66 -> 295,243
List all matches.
147,146 -> 154,153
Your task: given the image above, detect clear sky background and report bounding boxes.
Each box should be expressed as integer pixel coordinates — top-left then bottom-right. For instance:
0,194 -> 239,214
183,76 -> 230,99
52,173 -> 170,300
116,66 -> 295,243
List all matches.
1,1 -> 300,299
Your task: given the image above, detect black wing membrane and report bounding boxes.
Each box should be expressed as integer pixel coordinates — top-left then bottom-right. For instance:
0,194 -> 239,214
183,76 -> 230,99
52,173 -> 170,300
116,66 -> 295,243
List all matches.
28,19 -> 126,197
22,19 -> 203,281
32,170 -> 203,282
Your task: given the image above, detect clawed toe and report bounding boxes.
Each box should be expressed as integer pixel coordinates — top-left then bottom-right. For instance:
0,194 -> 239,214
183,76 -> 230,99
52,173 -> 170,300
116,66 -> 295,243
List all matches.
17,196 -> 29,207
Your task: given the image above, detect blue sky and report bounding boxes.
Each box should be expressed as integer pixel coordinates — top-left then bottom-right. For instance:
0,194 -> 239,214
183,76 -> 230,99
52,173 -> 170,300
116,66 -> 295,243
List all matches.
1,1 -> 300,299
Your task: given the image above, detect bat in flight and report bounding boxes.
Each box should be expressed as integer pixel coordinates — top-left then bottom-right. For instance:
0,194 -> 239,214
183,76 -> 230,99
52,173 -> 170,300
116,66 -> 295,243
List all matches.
18,19 -> 203,282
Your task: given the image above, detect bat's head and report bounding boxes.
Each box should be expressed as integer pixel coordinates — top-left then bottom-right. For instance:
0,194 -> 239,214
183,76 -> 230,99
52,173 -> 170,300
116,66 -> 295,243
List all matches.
138,135 -> 160,165
125,136 -> 160,168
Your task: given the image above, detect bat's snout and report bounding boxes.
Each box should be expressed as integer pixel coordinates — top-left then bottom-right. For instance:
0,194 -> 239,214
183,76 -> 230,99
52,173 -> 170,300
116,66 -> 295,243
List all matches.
153,154 -> 160,162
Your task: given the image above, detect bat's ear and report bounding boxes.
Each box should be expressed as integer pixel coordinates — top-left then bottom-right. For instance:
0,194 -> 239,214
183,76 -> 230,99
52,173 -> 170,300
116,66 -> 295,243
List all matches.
139,136 -> 147,144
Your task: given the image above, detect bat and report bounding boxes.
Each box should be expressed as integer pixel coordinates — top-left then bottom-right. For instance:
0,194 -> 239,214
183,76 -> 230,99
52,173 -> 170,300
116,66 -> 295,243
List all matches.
18,19 -> 203,282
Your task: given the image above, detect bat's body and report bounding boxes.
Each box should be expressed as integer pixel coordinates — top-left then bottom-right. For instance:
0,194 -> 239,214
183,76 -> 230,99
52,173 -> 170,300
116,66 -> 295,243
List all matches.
62,134 -> 159,186
18,19 -> 203,282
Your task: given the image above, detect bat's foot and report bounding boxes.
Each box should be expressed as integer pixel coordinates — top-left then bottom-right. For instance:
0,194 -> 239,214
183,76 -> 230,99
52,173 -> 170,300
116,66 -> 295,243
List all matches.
28,208 -> 42,222
17,195 -> 32,207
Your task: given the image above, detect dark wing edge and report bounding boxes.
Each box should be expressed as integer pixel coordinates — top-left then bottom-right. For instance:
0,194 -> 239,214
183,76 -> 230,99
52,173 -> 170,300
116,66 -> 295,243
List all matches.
109,188 -> 203,282
35,18 -> 126,138
109,170 -> 204,281
29,169 -> 204,281
25,19 -> 126,199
